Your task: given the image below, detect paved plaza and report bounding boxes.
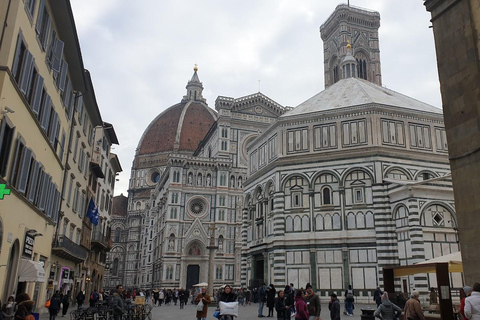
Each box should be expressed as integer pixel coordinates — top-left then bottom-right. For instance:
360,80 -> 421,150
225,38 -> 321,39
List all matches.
39,300 -> 375,320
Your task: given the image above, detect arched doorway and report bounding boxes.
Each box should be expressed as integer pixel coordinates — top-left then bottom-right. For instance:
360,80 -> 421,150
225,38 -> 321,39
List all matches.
3,239 -> 20,300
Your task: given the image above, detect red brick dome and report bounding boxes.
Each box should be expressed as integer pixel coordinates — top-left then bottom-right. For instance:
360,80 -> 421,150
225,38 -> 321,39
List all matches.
137,101 -> 217,155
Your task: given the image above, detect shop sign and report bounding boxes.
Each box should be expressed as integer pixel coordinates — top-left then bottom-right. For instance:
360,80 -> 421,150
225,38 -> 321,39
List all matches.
22,233 -> 34,258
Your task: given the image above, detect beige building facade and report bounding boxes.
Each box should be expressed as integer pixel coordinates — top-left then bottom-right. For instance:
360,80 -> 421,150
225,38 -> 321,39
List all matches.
0,0 -> 120,311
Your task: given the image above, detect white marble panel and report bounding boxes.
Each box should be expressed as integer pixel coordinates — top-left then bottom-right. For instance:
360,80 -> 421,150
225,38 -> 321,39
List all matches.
352,267 -> 364,289
365,267 -> 377,289
302,251 -> 309,264
319,268 -> 331,289
331,268 -> 343,289
334,250 -> 343,263
287,251 -> 294,264
295,251 -> 302,263
299,268 -> 310,287
326,251 -> 334,264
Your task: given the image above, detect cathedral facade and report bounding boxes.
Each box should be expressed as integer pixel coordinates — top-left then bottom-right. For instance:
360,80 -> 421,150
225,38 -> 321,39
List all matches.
105,4 -> 460,300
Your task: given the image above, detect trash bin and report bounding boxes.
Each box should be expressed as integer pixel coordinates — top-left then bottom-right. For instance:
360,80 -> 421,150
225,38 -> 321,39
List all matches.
360,308 -> 375,320
31,312 -> 40,320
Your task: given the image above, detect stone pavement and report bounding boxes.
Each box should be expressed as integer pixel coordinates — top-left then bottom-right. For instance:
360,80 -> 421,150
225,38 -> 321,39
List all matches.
38,301 -> 376,320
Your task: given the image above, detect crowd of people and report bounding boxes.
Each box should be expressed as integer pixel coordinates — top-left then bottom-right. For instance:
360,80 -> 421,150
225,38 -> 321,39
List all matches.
2,282 -> 480,320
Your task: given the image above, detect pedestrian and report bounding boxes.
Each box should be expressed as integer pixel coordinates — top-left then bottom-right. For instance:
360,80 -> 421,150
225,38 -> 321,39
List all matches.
153,290 -> 159,306
89,289 -> 99,307
179,288 -> 186,309
173,289 -> 178,306
76,291 -> 85,310
304,283 -> 321,320
14,293 -> 35,320
465,282 -> 480,320
275,290 -> 290,320
194,287 -> 212,320
2,296 -> 15,320
374,292 -> 402,320
258,283 -> 267,317
112,285 -> 125,320
285,285 -> 294,316
328,294 -> 340,320
294,290 -> 309,320
344,285 -> 355,316
245,289 -> 251,305
61,291 -> 70,317
159,290 -> 164,306
403,291 -> 425,320
217,285 -> 237,320
267,284 -> 277,317
461,286 -> 473,320
373,287 -> 383,308
48,291 -> 62,320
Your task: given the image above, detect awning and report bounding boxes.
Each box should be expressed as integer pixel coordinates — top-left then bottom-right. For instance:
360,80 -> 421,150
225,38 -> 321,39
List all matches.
389,251 -> 463,277
18,259 -> 46,282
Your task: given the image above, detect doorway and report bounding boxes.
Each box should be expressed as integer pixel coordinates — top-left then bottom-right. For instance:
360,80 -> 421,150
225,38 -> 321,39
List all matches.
186,265 -> 200,290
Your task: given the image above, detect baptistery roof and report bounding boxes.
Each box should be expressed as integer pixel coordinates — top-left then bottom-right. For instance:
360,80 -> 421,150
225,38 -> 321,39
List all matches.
136,69 -> 217,157
283,77 -> 442,117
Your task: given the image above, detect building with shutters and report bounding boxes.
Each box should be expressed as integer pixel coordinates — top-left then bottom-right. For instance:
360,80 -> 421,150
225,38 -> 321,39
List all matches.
0,0 -> 120,310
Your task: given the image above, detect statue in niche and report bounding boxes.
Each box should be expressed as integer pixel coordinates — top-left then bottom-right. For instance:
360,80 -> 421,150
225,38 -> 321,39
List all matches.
169,240 -> 175,251
206,175 -> 211,186
218,241 -> 223,251
197,175 -> 202,186
188,173 -> 193,185
230,176 -> 235,188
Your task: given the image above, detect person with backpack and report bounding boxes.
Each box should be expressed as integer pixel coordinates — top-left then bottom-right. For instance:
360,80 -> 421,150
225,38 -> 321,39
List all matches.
48,291 -> 62,320
374,292 -> 402,320
89,289 -> 99,307
344,285 -> 355,316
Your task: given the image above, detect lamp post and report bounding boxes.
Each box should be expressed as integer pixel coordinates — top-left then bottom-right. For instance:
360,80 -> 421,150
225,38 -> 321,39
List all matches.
206,223 -> 218,296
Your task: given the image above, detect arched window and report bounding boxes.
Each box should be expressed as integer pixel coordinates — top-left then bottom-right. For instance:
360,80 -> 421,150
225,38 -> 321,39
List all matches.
395,206 -> 409,228
333,213 -> 341,230
315,215 -> 324,231
294,216 -> 301,231
356,212 -> 366,228
302,215 -> 310,231
365,212 -> 374,228
347,213 -> 356,229
324,214 -> 333,230
114,228 -> 121,242
112,258 -> 119,276
285,216 -> 293,232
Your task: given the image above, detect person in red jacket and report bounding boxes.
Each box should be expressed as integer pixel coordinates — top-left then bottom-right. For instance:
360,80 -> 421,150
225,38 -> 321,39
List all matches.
294,290 -> 309,320
461,286 -> 473,320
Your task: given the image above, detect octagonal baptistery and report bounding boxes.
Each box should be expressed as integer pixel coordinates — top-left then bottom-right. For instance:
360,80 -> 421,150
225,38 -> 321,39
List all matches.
133,69 -> 217,173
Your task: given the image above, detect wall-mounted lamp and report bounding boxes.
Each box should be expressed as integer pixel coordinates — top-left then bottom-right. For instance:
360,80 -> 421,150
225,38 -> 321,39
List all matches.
26,229 -> 43,237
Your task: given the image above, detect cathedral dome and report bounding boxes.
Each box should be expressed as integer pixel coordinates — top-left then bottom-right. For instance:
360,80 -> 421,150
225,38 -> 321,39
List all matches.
136,68 -> 217,158
137,101 -> 216,155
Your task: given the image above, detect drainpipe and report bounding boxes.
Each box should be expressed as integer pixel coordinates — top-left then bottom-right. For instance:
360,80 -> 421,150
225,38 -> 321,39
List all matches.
0,0 -> 13,51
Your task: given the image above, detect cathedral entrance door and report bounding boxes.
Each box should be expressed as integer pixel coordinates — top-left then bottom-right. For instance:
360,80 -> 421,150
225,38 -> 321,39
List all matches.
186,265 -> 200,290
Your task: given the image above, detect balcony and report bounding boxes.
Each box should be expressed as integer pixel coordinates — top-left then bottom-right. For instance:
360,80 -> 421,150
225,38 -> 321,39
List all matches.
91,231 -> 109,250
51,236 -> 88,263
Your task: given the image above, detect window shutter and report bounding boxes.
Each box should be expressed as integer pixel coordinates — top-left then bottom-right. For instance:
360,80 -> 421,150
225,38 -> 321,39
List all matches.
58,60 -> 68,91
40,94 -> 52,131
34,166 -> 44,206
17,147 -> 32,194
27,160 -> 39,202
53,188 -> 61,222
31,74 -> 44,115
51,38 -> 64,73
59,131 -> 66,162
19,50 -> 34,94
48,111 -> 58,145
35,0 -> 45,35
41,17 -> 51,50
64,78 -> 72,111
76,94 -> 83,113
12,32 -> 24,80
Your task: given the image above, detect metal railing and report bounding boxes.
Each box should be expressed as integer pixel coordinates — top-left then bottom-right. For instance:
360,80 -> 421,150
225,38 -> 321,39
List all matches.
53,235 -> 88,260
91,231 -> 109,247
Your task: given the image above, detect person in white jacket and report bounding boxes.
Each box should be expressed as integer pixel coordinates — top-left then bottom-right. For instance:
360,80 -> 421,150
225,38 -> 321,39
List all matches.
465,282 -> 480,320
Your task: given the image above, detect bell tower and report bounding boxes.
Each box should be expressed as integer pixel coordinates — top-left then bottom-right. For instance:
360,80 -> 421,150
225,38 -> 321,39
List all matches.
320,4 -> 382,88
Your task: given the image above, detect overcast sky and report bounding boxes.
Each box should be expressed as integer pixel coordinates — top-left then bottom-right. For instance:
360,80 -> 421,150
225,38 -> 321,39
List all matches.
69,0 -> 440,196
